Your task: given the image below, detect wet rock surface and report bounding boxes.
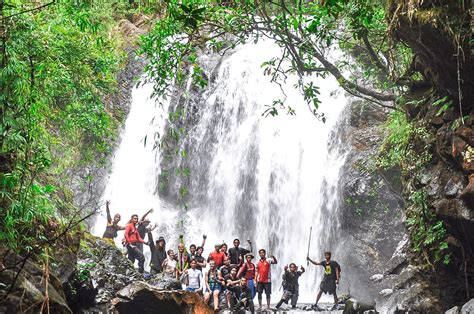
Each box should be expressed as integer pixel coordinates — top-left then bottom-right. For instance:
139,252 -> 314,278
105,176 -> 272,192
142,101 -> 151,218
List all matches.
112,281 -> 213,314
65,234 -> 185,313
336,100 -> 406,303
0,244 -> 77,314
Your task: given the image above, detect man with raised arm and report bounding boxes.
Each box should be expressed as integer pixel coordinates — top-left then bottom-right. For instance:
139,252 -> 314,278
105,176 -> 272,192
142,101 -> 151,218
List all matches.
148,231 -> 167,274
307,251 -> 341,311
189,234 -> 207,260
255,249 -> 277,310
276,263 -> 305,309
136,208 -> 153,253
102,200 -> 125,240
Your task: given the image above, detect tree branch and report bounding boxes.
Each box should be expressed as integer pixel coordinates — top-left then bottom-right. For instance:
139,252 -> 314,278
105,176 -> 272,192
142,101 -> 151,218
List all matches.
362,33 -> 389,75
4,0 -> 55,19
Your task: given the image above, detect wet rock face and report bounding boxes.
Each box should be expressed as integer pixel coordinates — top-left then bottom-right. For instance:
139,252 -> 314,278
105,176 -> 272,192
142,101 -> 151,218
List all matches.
65,234 -> 184,313
65,234 -> 143,312
389,1 -> 474,307
410,102 -> 474,308
336,100 -> 406,303
372,236 -> 445,313
112,281 -> 213,314
0,250 -> 73,314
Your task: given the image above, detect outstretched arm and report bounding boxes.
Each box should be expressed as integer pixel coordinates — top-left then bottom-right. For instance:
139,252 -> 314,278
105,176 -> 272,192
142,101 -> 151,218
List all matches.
306,257 -> 320,265
140,208 -> 153,222
270,254 -> 277,264
247,239 -> 253,253
148,223 -> 157,232
148,231 -> 155,249
201,234 -> 207,249
106,200 -> 112,224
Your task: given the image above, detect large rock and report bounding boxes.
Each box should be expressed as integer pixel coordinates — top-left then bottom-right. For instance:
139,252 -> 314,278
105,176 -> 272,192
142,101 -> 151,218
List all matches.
336,100 -> 406,303
461,299 -> 474,314
112,281 -> 213,314
65,234 -> 142,312
65,233 -> 183,312
0,250 -> 72,313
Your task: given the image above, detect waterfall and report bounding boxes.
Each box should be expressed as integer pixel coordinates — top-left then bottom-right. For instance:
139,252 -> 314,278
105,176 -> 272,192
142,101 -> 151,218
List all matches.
93,40 -> 349,303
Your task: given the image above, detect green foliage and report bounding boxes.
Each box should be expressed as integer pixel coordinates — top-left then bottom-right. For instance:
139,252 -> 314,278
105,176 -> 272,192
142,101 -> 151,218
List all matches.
77,262 -> 97,282
377,110 -> 449,266
432,96 -> 453,116
0,0 -> 132,253
377,110 -> 431,173
406,190 -> 450,266
140,0 -> 410,116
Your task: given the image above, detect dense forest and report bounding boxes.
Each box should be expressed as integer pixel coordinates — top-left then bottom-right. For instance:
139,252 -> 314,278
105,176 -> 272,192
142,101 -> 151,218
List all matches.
0,0 -> 472,313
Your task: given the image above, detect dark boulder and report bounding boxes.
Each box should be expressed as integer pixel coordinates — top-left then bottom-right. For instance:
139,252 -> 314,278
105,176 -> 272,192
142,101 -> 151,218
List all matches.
111,281 -> 213,314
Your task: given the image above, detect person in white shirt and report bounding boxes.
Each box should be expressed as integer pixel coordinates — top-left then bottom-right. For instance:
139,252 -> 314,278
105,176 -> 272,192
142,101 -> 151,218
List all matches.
183,259 -> 203,292
162,249 -> 176,277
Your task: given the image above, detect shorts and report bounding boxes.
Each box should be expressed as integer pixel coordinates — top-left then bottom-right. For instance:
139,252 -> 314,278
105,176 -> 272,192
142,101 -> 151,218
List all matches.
257,282 -> 271,296
186,287 -> 199,292
282,290 -> 293,302
209,283 -> 221,292
320,277 -> 336,294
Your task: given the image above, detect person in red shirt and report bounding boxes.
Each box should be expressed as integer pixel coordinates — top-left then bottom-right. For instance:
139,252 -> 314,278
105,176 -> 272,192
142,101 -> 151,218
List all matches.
124,214 -> 147,273
237,253 -> 256,298
256,249 -> 277,310
208,244 -> 225,267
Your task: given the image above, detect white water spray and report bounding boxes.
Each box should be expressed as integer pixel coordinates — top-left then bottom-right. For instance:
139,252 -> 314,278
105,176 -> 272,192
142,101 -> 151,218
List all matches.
94,40 -> 349,304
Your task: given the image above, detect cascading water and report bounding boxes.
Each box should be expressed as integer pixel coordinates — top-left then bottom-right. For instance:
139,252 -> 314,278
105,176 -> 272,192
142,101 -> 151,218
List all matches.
94,39 -> 349,304
91,82 -> 180,255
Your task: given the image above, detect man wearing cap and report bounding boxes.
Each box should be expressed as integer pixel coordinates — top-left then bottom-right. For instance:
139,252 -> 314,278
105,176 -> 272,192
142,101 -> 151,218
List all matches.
148,231 -> 167,274
237,253 -> 257,298
208,243 -> 226,268
256,249 -> 277,310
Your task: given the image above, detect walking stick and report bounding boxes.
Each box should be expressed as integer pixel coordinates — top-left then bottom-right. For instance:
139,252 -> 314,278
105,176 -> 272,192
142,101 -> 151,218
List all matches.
306,226 -> 312,266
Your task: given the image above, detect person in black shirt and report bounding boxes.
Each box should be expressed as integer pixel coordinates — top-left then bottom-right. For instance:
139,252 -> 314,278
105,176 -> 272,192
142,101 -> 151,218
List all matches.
307,251 -> 341,310
234,278 -> 255,314
102,201 -> 125,240
136,208 -> 153,253
194,246 -> 207,271
228,238 -> 252,267
148,232 -> 167,274
189,234 -> 207,260
276,263 -> 305,309
219,256 -> 233,282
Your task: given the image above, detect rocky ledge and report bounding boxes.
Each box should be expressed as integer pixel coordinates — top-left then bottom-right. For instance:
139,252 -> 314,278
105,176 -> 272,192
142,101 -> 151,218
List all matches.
112,281 -> 212,314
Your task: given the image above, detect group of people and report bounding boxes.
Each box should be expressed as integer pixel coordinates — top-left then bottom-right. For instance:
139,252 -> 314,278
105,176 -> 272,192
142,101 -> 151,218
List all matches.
102,202 -> 342,312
